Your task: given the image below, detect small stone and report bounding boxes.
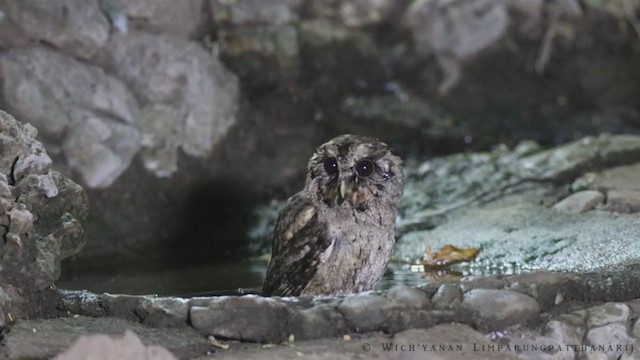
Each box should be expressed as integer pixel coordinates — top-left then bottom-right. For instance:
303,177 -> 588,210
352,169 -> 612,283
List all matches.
337,293 -> 388,332
586,303 -> 630,328
553,190 -> 604,213
190,296 -> 293,343
386,285 -> 430,308
544,319 -> 584,347
586,323 -> 639,360
462,289 -> 540,331
137,297 -> 189,328
289,303 -> 345,341
431,283 -> 462,309
507,271 -> 571,309
459,275 -> 506,293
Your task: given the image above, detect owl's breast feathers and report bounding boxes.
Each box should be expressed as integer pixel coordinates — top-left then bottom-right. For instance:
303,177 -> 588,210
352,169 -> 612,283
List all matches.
262,194 -> 334,296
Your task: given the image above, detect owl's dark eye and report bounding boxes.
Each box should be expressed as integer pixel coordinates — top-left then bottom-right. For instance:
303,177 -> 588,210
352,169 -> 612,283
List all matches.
355,159 -> 375,177
323,157 -> 338,176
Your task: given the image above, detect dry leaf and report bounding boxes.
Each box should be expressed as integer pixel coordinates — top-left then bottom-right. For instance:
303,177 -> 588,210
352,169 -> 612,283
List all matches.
419,244 -> 480,269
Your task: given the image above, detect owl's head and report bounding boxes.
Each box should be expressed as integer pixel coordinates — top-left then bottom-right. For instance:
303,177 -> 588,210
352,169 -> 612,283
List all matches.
306,134 -> 403,210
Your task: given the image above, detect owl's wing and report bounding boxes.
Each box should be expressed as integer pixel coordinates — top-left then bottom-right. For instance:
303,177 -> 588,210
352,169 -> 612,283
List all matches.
262,195 -> 333,296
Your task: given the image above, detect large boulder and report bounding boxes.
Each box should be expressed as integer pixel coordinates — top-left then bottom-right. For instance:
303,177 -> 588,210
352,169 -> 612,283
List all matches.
0,110 -> 89,324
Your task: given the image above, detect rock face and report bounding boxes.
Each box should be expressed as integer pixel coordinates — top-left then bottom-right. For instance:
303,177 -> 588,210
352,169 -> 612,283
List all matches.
101,31 -> 239,177
0,0 -> 110,59
0,111 -> 88,323
0,48 -> 140,188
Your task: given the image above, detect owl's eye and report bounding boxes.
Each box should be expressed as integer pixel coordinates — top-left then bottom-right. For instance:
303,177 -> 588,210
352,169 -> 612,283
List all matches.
355,159 -> 375,177
323,157 -> 338,176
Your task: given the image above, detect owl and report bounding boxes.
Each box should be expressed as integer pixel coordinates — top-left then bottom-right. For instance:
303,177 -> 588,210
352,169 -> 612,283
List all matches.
262,134 -> 404,296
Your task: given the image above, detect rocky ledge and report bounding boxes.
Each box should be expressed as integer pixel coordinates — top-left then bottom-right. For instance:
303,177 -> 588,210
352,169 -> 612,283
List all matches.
4,268 -> 640,359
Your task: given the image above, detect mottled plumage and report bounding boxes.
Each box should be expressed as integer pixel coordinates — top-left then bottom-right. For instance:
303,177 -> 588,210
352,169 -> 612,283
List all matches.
262,134 -> 404,296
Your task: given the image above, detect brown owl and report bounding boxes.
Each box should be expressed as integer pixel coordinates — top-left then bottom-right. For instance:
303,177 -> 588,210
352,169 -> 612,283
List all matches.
262,134 -> 404,296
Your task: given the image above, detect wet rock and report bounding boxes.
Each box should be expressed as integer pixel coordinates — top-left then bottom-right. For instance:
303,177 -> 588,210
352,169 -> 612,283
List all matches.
602,190 -> 640,214
116,0 -> 210,38
462,289 -> 540,331
0,0 -> 109,59
54,330 -> 178,360
190,295 -> 294,343
585,303 -> 630,328
137,297 -> 190,328
0,111 -> 88,296
337,293 -> 389,332
102,31 -> 239,177
459,276 -> 506,293
585,323 -> 638,360
544,319 -> 584,349
289,303 -> 346,340
553,190 -> 605,213
431,283 -> 462,309
386,284 -> 430,308
0,48 -> 140,188
519,135 -> 640,180
3,316 -> 209,359
507,271 -> 574,309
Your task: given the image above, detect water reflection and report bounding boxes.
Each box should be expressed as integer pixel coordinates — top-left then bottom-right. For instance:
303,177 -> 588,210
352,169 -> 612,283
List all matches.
57,258 -> 534,297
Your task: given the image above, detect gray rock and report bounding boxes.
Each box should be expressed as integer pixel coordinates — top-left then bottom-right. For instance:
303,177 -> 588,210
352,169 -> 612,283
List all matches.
633,317 -> 640,337
0,48 -> 140,188
190,295 -> 294,343
459,276 -> 506,293
0,0 -> 109,59
602,190 -> 640,214
386,285 -> 430,308
0,111 -> 88,295
390,324 -> 519,360
102,31 -> 239,176
507,271 -> 573,309
501,331 -> 573,360
585,323 -> 638,360
519,135 -> 640,180
289,303 -> 346,340
337,293 -> 389,332
116,0 -> 210,38
404,0 -> 509,93
553,190 -> 605,213
462,289 -> 540,331
585,303 -> 630,328
431,283 -> 462,309
544,319 -> 584,349
137,297 -> 190,328
3,316 -> 208,359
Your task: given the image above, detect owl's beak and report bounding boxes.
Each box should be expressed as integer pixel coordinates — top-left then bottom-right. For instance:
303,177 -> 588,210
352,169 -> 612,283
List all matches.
339,178 -> 355,200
